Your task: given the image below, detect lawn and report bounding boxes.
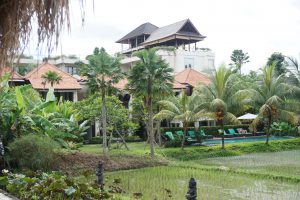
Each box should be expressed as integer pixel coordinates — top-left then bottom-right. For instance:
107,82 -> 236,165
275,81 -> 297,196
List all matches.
76,138 -> 300,199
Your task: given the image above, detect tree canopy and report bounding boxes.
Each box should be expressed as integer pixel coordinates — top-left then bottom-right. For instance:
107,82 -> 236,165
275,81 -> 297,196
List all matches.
229,49 -> 250,74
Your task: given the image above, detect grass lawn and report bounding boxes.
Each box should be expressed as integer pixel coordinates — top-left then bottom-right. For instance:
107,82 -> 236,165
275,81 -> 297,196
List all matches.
77,137 -> 300,199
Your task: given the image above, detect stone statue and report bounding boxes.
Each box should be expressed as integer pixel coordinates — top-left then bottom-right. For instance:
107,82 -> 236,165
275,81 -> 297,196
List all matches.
186,177 -> 197,200
96,161 -> 104,187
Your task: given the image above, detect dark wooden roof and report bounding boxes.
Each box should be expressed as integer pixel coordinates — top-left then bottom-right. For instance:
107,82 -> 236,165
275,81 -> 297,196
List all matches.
116,23 -> 158,43
142,19 -> 206,46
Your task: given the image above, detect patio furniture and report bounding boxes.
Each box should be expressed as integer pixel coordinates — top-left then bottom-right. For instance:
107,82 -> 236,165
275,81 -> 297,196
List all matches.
221,129 -> 234,137
200,130 -> 213,139
176,130 -> 197,143
228,128 -> 238,136
165,131 -> 175,140
236,128 -> 252,136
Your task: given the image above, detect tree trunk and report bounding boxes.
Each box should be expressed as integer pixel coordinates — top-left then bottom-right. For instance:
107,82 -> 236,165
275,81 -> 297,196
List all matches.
157,120 -> 162,146
148,96 -> 155,158
221,121 -> 225,149
101,88 -> 108,157
266,115 -> 271,145
181,123 -> 187,150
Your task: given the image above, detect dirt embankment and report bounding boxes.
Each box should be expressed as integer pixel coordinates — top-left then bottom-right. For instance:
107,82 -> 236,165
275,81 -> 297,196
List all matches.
57,152 -> 168,175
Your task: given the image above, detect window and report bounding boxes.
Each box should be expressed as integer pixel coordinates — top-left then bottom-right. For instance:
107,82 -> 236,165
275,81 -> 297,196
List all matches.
66,66 -> 77,75
184,58 -> 194,68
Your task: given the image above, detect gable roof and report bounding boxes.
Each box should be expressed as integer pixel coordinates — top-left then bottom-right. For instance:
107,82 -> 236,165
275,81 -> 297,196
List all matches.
142,19 -> 205,45
116,22 -> 158,43
26,63 -> 81,90
0,67 -> 24,81
174,68 -> 211,87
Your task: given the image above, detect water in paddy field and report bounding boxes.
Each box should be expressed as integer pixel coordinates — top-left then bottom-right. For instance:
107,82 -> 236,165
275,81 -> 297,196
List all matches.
107,166 -> 300,199
202,136 -> 294,146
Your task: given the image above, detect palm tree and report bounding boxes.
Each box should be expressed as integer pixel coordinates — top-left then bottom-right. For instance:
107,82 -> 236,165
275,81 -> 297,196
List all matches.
155,92 -> 202,149
80,47 -> 123,156
250,64 -> 300,144
0,0 -> 84,66
42,71 -> 62,87
195,65 -> 242,149
127,47 -> 174,157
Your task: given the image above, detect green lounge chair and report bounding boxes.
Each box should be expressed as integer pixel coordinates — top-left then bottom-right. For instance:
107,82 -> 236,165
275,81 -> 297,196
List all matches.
188,130 -> 196,138
176,130 -> 197,143
228,128 -> 238,136
165,131 -> 175,140
200,130 -> 213,139
175,130 -> 184,137
222,129 -> 234,137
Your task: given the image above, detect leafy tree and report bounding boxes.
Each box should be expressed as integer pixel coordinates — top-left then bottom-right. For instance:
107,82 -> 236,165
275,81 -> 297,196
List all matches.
41,71 -> 62,87
229,49 -> 250,74
250,64 -> 300,144
79,47 -> 123,156
155,92 -> 202,149
267,52 -> 286,75
127,47 -> 174,157
195,65 -> 242,149
73,94 -> 138,144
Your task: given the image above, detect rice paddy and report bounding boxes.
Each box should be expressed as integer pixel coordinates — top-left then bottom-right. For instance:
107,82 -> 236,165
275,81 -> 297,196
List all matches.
105,150 -> 300,199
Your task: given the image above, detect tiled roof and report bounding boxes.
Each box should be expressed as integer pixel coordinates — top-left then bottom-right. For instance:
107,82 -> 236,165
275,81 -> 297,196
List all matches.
116,23 -> 158,43
174,68 -> 211,87
173,80 -> 186,89
142,19 -> 205,45
113,78 -> 128,90
26,63 -> 81,90
0,67 -> 24,80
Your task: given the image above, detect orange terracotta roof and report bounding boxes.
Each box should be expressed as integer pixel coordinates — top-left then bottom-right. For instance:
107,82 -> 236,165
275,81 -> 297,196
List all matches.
113,78 -> 128,90
174,68 -> 210,87
0,67 -> 24,80
173,80 -> 186,89
26,63 -> 81,90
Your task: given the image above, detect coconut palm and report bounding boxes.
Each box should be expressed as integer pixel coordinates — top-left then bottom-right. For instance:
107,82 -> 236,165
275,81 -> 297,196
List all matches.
0,0 -> 84,66
195,65 -> 242,149
127,47 -> 174,157
80,47 -> 123,156
42,71 -> 62,87
155,92 -> 202,149
249,64 -> 300,144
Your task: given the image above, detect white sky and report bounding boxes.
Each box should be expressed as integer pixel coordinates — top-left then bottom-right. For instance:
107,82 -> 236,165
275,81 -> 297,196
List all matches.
25,0 -> 300,74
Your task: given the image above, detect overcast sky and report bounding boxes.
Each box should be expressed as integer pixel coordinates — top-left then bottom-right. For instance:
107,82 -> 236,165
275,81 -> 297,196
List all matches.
25,0 -> 300,74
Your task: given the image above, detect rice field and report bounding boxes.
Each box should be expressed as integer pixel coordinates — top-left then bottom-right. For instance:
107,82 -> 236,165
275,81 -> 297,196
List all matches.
199,150 -> 300,178
105,150 -> 300,199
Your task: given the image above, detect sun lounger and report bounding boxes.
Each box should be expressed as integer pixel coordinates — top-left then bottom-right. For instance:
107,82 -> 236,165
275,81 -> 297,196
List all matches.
228,128 -> 238,136
165,131 -> 175,140
200,130 -> 213,139
221,129 -> 234,137
188,130 -> 196,138
176,130 -> 197,143
236,128 -> 252,136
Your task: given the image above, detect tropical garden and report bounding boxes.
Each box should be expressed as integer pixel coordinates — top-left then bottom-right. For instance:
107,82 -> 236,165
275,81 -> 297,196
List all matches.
0,45 -> 300,199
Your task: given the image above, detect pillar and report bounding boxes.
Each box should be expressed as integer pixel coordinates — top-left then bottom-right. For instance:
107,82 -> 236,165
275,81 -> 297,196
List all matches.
73,90 -> 78,102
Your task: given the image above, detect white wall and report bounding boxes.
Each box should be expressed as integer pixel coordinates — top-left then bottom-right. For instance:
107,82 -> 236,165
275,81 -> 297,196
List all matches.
157,49 -> 215,74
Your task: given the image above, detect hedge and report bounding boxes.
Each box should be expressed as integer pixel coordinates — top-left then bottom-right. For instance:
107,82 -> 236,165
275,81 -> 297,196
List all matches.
161,124 -> 251,137
87,135 -> 143,144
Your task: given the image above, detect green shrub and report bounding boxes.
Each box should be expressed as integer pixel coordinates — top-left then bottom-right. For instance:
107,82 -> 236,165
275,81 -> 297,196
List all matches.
8,135 -> 60,171
164,137 -> 182,148
0,171 -> 120,200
